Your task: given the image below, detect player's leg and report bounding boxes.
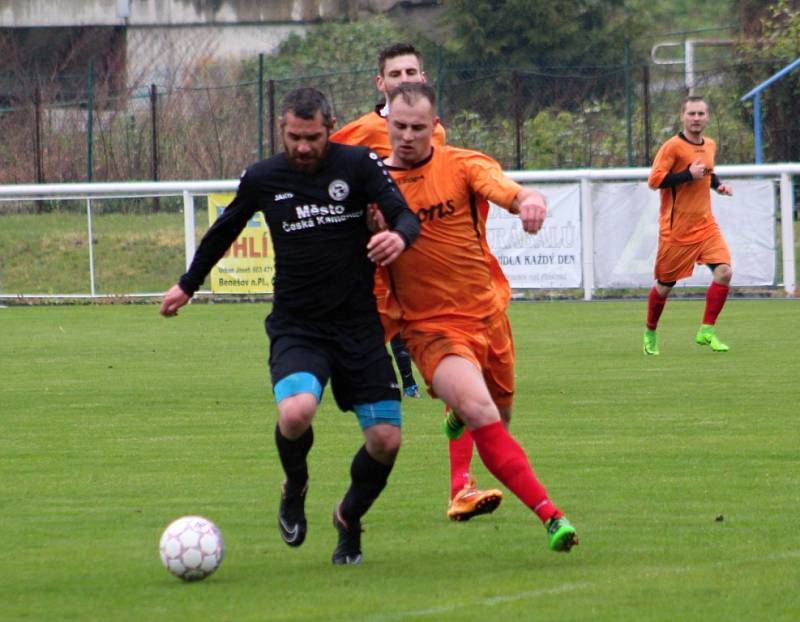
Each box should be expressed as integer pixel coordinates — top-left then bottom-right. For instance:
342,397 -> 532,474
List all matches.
266,317 -> 330,548
274,389 -> 319,547
333,420 -> 400,565
446,316 -> 516,522
645,242 -> 694,355
644,280 -> 673,355
695,236 -> 732,351
330,319 -> 402,565
389,334 -> 420,397
432,355 -> 577,551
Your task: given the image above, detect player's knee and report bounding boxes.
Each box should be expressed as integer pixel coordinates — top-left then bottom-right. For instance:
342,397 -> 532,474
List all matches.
277,394 -> 316,437
714,264 -> 732,284
364,424 -> 401,463
457,395 -> 501,429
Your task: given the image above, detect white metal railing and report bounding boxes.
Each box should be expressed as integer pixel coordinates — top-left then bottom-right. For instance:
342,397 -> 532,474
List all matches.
1,164 -> 797,299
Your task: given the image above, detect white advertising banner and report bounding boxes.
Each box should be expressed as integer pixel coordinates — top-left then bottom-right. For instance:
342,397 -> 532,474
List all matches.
486,183 -> 582,288
592,180 -> 776,288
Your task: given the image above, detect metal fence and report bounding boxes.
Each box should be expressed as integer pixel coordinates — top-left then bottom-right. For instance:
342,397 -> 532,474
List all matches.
0,164 -> 796,300
2,51 -> 798,190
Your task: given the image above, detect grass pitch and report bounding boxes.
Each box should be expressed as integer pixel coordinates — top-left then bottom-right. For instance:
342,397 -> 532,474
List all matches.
2,299 -> 799,621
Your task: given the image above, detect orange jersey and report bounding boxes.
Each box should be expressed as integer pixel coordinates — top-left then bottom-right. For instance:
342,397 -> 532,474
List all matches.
386,146 -> 520,322
648,133 -> 721,245
331,106 -> 447,157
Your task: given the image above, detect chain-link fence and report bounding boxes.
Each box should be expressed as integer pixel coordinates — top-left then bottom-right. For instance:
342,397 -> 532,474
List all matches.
1,50 -> 798,197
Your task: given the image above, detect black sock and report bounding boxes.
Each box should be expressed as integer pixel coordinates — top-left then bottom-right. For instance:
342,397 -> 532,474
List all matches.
340,444 -> 394,525
274,424 -> 313,494
390,335 -> 415,388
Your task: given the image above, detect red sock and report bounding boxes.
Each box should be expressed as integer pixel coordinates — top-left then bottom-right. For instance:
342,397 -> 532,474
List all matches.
471,421 -> 562,523
703,282 -> 729,325
449,430 -> 474,499
646,287 -> 668,330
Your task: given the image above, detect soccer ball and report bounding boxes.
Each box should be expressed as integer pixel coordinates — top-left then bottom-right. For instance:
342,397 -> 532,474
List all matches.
159,515 -> 224,581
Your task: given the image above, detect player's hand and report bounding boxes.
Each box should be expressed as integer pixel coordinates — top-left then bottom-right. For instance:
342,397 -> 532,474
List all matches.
514,189 -> 548,234
160,284 -> 191,317
689,159 -> 707,179
367,230 -> 406,266
716,183 -> 733,196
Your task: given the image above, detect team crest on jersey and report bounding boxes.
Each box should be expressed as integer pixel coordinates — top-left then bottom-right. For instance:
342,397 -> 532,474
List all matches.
328,180 -> 350,201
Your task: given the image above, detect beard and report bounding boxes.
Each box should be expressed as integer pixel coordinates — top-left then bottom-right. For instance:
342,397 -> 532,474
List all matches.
286,155 -> 323,174
285,141 -> 329,174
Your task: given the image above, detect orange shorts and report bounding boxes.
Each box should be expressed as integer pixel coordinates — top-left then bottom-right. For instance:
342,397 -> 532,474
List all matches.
655,231 -> 731,283
400,311 -> 515,409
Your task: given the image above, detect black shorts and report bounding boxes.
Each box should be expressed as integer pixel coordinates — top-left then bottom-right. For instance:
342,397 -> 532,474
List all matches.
265,312 -> 400,413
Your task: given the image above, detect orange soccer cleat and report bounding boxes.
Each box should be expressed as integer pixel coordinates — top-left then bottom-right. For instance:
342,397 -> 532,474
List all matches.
446,477 -> 503,521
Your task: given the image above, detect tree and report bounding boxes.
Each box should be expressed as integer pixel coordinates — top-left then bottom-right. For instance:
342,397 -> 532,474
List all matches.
737,0 -> 800,161
439,0 -> 639,69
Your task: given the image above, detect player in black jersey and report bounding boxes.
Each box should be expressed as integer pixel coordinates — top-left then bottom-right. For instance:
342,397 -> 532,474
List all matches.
160,87 -> 420,565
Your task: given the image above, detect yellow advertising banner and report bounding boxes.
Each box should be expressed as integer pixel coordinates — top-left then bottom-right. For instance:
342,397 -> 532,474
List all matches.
207,193 -> 275,293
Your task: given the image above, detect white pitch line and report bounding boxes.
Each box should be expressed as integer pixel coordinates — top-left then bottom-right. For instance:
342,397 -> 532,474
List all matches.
367,550 -> 800,621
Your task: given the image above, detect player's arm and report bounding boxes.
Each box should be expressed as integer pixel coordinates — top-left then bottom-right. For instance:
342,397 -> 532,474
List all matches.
711,173 -> 733,196
647,141 -> 679,189
509,187 -> 547,234
160,173 -> 257,317
459,151 -> 546,233
361,152 -> 420,266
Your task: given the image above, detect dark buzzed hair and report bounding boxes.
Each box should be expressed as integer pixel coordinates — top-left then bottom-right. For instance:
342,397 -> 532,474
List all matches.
386,82 -> 436,108
681,95 -> 708,113
280,87 -> 334,127
378,42 -> 423,76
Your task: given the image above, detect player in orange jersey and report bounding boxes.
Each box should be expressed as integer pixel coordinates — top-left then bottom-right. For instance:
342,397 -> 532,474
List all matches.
382,82 -> 578,552
643,95 -> 734,356
332,43 -> 505,522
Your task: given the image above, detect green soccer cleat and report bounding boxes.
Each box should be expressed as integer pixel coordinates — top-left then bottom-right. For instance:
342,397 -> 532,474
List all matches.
443,410 -> 465,440
643,329 -> 660,356
695,325 -> 729,352
546,516 -> 578,552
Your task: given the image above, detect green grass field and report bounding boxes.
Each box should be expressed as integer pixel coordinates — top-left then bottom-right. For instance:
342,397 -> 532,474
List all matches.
2,300 -> 799,621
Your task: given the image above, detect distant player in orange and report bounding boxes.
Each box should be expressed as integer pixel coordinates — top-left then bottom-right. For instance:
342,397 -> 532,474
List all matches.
333,43 -> 504,522
643,95 -> 734,355
382,82 -> 578,552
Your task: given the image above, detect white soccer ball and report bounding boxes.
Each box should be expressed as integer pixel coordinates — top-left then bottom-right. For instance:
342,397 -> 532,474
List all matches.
159,515 -> 224,581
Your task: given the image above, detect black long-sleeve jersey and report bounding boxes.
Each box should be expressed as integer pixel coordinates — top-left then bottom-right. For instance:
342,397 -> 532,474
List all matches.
179,142 -> 419,321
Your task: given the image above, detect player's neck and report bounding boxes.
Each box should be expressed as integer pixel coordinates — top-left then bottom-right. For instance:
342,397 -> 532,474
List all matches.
682,129 -> 704,144
386,146 -> 432,170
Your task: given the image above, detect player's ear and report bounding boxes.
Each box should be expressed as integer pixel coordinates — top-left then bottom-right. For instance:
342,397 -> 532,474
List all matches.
432,116 -> 440,129
375,74 -> 384,93
420,71 -> 428,84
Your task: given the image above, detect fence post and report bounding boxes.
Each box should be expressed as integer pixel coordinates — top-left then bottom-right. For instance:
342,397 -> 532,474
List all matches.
86,198 -> 97,296
33,85 -> 45,213
435,44 -> 445,124
257,53 -> 265,160
643,64 -> 651,165
87,61 -> 94,182
86,61 -> 96,295
624,39 -> 633,167
780,173 -> 796,296
150,84 -> 160,212
182,190 -> 196,272
580,177 -> 595,301
33,85 -> 44,184
267,79 -> 276,155
512,70 -> 522,170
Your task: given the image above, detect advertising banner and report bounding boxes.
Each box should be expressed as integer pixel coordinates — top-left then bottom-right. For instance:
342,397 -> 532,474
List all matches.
592,180 -> 775,288
486,183 -> 582,288
207,193 -> 275,293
